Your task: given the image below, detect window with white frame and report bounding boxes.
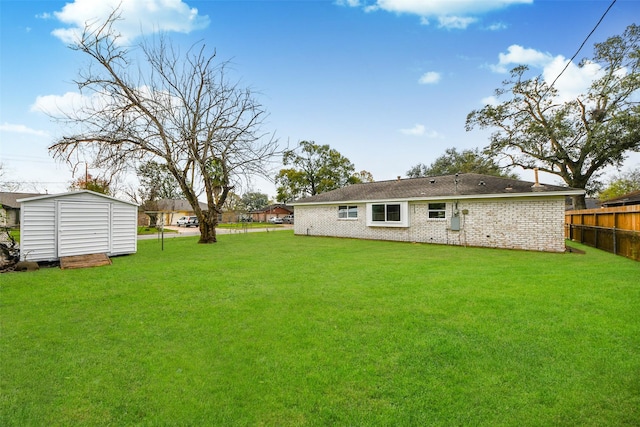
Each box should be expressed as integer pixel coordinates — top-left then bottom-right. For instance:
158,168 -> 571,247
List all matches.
366,202 -> 409,227
338,205 -> 358,219
428,202 -> 446,219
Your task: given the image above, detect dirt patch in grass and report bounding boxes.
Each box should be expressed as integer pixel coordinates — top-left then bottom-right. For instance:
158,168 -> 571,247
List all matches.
565,244 -> 586,254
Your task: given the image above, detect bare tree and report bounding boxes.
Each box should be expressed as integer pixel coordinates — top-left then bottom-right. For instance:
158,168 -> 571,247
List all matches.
49,10 -> 278,243
0,163 -> 20,192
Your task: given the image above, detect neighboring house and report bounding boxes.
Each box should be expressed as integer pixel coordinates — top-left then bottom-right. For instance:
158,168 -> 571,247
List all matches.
145,199 -> 209,226
291,173 -> 584,253
0,192 -> 42,227
18,190 -> 138,262
143,199 -> 246,225
565,197 -> 599,210
249,204 -> 293,222
600,190 -> 640,207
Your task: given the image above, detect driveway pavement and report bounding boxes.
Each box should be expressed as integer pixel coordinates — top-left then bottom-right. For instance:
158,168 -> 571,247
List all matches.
138,224 -> 293,240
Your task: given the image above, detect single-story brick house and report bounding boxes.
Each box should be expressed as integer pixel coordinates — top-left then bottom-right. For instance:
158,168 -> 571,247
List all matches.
142,199 -> 255,225
143,199 -> 209,226
291,173 -> 584,253
249,204 -> 294,222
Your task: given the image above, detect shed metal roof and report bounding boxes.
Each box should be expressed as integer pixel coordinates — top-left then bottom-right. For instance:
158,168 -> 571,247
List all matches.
17,190 -> 138,206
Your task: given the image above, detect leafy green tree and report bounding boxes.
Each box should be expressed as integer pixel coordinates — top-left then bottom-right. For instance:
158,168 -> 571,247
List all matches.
275,141 -> 362,201
598,167 -> 640,201
241,192 -> 269,211
136,161 -> 183,227
353,170 -> 375,183
466,24 -> 640,209
222,192 -> 243,213
69,173 -> 111,195
137,161 -> 183,201
407,147 -> 518,178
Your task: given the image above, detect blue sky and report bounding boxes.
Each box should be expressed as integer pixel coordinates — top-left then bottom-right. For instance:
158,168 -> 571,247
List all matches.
1,0 -> 638,199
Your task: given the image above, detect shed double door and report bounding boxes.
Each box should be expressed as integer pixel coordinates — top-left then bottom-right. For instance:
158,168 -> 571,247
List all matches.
57,201 -> 111,257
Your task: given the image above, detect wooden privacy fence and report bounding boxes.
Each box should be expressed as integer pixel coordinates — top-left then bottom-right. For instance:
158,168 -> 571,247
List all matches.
565,205 -> 640,261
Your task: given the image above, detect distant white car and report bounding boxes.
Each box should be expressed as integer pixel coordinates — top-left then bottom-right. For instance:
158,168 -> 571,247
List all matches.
282,215 -> 294,224
177,216 -> 199,227
269,217 -> 283,224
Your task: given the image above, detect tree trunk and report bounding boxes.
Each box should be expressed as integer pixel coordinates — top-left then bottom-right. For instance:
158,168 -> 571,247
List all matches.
572,194 -> 587,210
148,213 -> 158,228
198,215 -> 218,243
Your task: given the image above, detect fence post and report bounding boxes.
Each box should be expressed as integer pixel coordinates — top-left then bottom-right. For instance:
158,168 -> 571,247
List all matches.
613,227 -> 617,255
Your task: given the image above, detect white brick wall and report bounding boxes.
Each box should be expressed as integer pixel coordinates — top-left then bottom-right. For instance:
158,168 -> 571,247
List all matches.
293,197 -> 566,252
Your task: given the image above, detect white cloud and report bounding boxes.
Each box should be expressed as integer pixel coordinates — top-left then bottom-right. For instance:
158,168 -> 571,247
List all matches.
30,86 -> 183,121
399,124 -> 442,138
400,124 -> 425,135
542,57 -> 606,103
485,22 -> 507,31
375,0 -> 531,16
51,0 -> 209,44
425,129 -> 444,138
490,44 -> 553,73
0,123 -> 49,138
481,95 -> 500,106
487,45 -> 613,103
418,71 -> 441,84
335,0 -> 361,6
437,16 -> 477,30
30,91 -> 94,116
342,0 -> 531,28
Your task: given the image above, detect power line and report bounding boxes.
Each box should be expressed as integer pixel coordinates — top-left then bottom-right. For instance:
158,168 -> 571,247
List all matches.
1,156 -> 57,164
546,0 -> 617,93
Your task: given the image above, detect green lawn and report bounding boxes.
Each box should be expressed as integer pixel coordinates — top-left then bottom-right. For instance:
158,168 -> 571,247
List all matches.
137,226 -> 178,235
1,232 -> 639,426
218,221 -> 284,229
136,223 -> 281,235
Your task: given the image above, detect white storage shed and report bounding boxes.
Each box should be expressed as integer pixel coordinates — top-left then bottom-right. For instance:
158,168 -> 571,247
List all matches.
18,190 -> 138,262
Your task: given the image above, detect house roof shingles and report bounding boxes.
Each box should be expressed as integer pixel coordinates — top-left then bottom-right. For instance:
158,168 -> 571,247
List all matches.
153,199 -> 208,211
601,190 -> 640,207
292,173 -> 583,204
250,204 -> 293,214
0,192 -> 43,208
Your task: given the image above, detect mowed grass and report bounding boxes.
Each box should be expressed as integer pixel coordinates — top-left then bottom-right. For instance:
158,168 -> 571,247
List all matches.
1,231 -> 639,426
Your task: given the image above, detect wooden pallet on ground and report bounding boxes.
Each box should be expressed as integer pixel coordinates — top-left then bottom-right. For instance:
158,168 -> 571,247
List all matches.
60,253 -> 112,270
